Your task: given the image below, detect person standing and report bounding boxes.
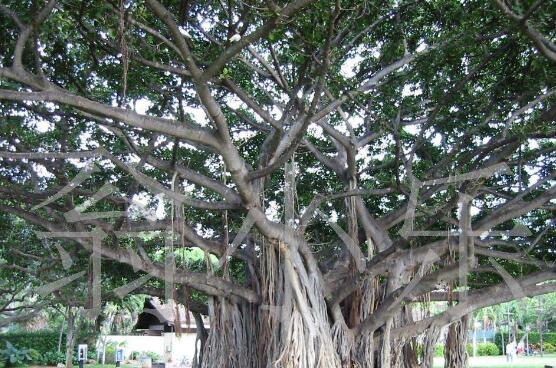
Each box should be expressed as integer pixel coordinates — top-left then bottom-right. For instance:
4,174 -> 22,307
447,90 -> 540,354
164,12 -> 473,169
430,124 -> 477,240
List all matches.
506,340 -> 517,363
511,340 -> 517,362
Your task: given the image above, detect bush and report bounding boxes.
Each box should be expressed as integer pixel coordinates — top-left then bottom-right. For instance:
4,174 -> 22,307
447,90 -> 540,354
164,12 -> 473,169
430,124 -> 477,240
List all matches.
0,341 -> 36,368
543,342 -> 556,353
465,342 -> 500,356
0,331 -> 99,366
129,351 -> 141,360
37,351 -> 66,366
495,332 -> 556,353
0,331 -> 60,356
477,342 -> 499,356
434,345 -> 444,357
104,344 -> 117,364
144,352 -> 161,362
0,330 -> 97,359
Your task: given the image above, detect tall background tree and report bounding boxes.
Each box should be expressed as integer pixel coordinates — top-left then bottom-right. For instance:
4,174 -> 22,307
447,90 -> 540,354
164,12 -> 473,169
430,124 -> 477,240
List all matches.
0,0 -> 555,367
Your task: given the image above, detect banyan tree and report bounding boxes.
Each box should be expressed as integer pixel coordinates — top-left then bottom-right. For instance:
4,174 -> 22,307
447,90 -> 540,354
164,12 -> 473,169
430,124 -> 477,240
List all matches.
0,0 -> 555,367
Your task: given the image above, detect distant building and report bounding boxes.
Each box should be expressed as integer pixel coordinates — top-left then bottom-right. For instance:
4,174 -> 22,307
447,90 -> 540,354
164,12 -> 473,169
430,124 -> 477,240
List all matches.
134,298 -> 208,335
105,298 -> 208,368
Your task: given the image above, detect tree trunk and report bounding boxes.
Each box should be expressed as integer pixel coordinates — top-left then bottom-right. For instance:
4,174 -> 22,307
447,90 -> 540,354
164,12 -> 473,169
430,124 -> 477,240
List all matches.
402,338 -> 420,368
57,306 -> 68,353
422,325 -> 441,368
65,308 -> 76,368
192,312 -> 207,368
199,167 -> 467,368
200,238 -> 342,368
101,336 -> 106,365
444,315 -> 469,368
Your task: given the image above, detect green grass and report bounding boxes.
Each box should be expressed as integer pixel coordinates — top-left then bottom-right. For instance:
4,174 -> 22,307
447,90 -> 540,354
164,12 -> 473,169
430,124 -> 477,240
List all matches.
434,354 -> 556,368
7,357 -> 555,368
0,365 -> 135,368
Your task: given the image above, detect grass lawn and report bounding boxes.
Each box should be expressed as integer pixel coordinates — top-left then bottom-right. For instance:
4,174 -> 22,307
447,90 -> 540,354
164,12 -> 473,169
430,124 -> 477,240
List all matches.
3,365 -> 136,368
434,354 -> 556,368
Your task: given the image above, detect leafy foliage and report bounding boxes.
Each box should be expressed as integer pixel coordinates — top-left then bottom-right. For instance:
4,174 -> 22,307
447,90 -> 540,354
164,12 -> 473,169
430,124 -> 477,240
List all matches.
476,342 -> 499,356
0,331 -> 61,357
0,0 -> 555,365
36,351 -> 66,366
0,341 -> 36,368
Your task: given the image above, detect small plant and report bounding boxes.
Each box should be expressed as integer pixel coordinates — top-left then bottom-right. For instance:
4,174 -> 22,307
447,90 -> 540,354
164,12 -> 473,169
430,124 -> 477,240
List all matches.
143,351 -> 161,362
477,342 -> 499,356
38,351 -> 66,366
543,342 -> 556,353
0,341 -> 36,367
434,344 -> 444,357
129,351 -> 140,360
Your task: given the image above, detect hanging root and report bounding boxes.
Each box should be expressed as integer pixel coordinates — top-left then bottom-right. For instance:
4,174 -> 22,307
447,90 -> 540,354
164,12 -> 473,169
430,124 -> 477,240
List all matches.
332,319 -> 354,366
275,303 -> 340,368
274,249 -> 340,368
258,237 -> 288,366
348,278 -> 380,368
444,315 -> 469,368
201,298 -> 258,368
380,318 -> 393,368
422,323 -> 441,368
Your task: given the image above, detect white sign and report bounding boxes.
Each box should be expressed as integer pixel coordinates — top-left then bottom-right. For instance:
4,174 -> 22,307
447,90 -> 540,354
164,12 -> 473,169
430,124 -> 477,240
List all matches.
78,344 -> 87,361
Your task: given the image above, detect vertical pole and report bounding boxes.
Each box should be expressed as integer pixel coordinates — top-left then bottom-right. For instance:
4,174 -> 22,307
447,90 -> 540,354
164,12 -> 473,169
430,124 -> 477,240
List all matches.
540,322 -> 544,357
526,331 -> 529,356
472,321 -> 477,357
165,233 -> 175,301
501,329 -> 505,356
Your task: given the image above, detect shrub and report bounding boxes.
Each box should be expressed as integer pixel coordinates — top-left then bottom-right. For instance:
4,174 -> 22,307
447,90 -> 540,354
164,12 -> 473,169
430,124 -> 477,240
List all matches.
0,341 -> 36,368
477,342 -> 499,356
466,344 -> 473,356
0,330 -> 99,366
144,352 -> 161,362
37,351 -> 66,366
104,344 -> 117,364
495,332 -> 556,352
543,342 -> 556,353
0,330 -> 97,359
434,345 -> 444,357
129,351 -> 141,360
465,342 -> 500,356
0,331 -> 60,356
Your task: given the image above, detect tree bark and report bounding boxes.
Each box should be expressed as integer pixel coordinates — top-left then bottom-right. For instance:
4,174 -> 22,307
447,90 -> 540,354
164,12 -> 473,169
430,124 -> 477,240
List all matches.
58,306 -> 68,353
444,315 -> 469,368
192,312 -> 207,368
65,307 -> 76,368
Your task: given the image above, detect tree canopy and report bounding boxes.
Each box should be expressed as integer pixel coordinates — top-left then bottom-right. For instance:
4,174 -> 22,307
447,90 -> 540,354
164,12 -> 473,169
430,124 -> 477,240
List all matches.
0,0 -> 555,367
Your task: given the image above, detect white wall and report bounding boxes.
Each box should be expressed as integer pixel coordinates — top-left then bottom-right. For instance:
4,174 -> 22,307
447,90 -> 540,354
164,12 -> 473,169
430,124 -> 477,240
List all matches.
105,334 -> 197,366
